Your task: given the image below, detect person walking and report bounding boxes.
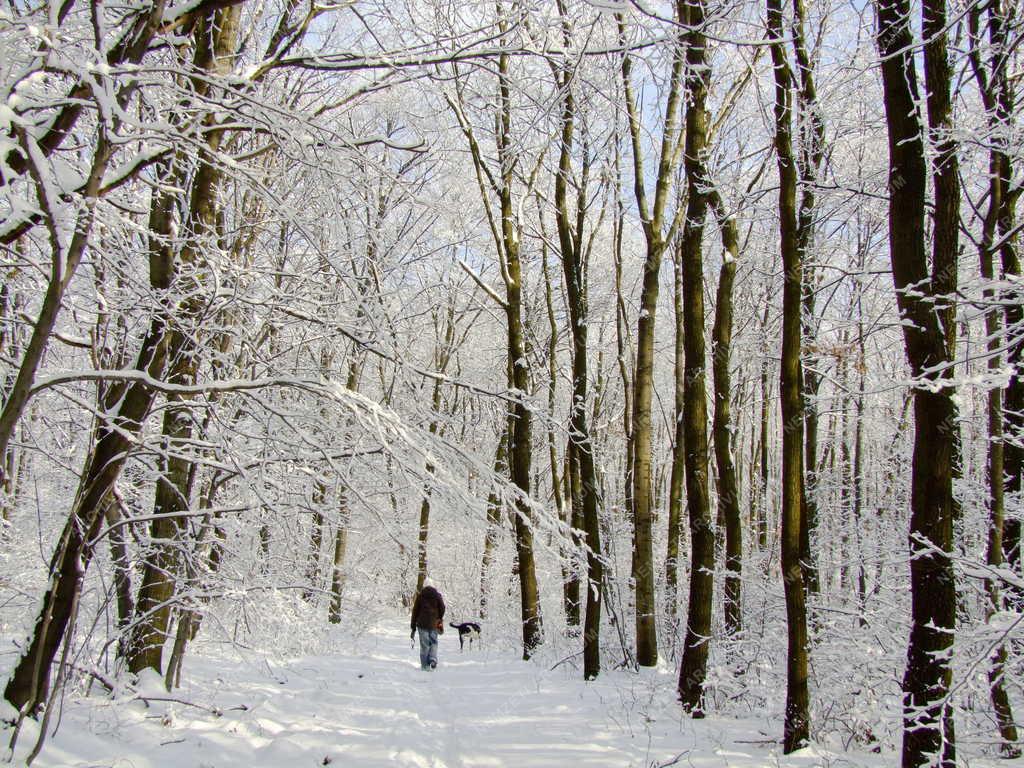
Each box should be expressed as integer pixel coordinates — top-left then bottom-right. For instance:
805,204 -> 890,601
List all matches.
410,578 -> 445,670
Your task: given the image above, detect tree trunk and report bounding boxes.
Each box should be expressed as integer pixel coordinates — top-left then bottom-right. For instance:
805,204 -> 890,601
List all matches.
0,0 -> 179,477
676,0 -> 715,711
758,316 -> 771,551
304,481 -> 327,601
549,27 -> 604,675
543,238 -> 578,629
163,475 -> 229,690
0,134 -> 111,501
619,6 -> 686,669
853,298 -> 868,618
875,0 -> 959,759
328,495 -> 351,625
489,35 -> 545,659
629,237 -> 665,668
416,485 -> 431,597
565,440 -> 585,632
479,433 -> 507,619
103,493 -> 135,656
665,253 -> 686,624
125,377 -> 200,676
506,268 -> 543,657
3,153 -> 180,713
792,0 -> 824,599
709,195 -> 742,639
0,270 -> 27,528
447,16 -> 544,658
330,356 -> 364,617
125,6 -> 242,676
767,0 -> 810,748
980,174 -> 1020,757
612,153 -> 634,552
968,5 -> 1019,744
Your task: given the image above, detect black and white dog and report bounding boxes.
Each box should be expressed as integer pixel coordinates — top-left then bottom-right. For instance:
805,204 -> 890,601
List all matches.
449,621 -> 481,651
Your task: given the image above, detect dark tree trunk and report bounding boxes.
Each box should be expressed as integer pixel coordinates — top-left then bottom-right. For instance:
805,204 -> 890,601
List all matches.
330,356 -> 364,619
758,325 -> 771,551
792,0 -> 824,599
968,2 -> 1020,748
503,214 -> 543,657
565,439 -> 584,632
980,155 -> 1020,757
767,0 -> 810,748
125,383 -> 199,675
550,26 -> 604,675
3,152 -> 181,712
875,0 -> 959,760
676,0 -> 715,712
485,32 -> 545,660
665,253 -> 686,623
103,494 -> 135,652
543,239 -> 579,630
125,7 -> 242,677
709,194 -> 742,639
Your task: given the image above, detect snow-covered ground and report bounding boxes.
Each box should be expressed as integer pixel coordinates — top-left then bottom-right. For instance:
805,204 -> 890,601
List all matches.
0,622 -> 888,768
2,620 -> 1005,768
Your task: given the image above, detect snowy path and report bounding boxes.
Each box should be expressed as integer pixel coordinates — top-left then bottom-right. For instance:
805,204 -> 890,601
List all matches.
23,622 -> 889,767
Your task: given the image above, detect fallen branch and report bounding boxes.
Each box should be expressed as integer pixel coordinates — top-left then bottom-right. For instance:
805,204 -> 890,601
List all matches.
133,695 -> 225,717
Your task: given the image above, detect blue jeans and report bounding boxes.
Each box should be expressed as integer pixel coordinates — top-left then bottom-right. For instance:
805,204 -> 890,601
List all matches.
417,628 -> 438,670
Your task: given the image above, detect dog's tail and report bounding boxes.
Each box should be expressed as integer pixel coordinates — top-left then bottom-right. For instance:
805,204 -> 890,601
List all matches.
449,622 -> 460,629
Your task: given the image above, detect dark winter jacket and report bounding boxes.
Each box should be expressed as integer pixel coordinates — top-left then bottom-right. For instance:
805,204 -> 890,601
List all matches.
411,586 -> 446,632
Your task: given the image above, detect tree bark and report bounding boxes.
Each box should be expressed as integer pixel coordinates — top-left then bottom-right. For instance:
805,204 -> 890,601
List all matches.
125,5 -> 242,676
618,6 -> 686,668
767,0 -> 810,748
331,355 -> 364,618
676,0 -> 715,711
968,3 -> 1019,748
304,481 -> 327,601
328,493 -> 351,625
446,10 -> 544,658
666,253 -> 686,624
479,432 -> 507,620
505,248 -> 543,657
3,150 -> 181,712
875,0 -> 959,760
709,193 -> 742,639
103,493 -> 135,656
542,237 -> 578,629
549,21 -> 604,675
980,159 -> 1020,757
758,310 -> 771,551
792,0 -> 824,599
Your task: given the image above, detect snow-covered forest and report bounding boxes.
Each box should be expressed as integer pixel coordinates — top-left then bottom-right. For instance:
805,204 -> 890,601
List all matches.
0,0 -> 1022,765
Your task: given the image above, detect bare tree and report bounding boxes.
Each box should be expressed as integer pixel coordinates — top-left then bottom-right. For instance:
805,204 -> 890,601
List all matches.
126,4 -> 244,675
617,4 -> 687,668
675,0 -> 715,713
766,0 -> 810,748
549,0 -> 606,678
968,0 -> 1021,752
444,3 -> 545,658
875,0 -> 960,758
